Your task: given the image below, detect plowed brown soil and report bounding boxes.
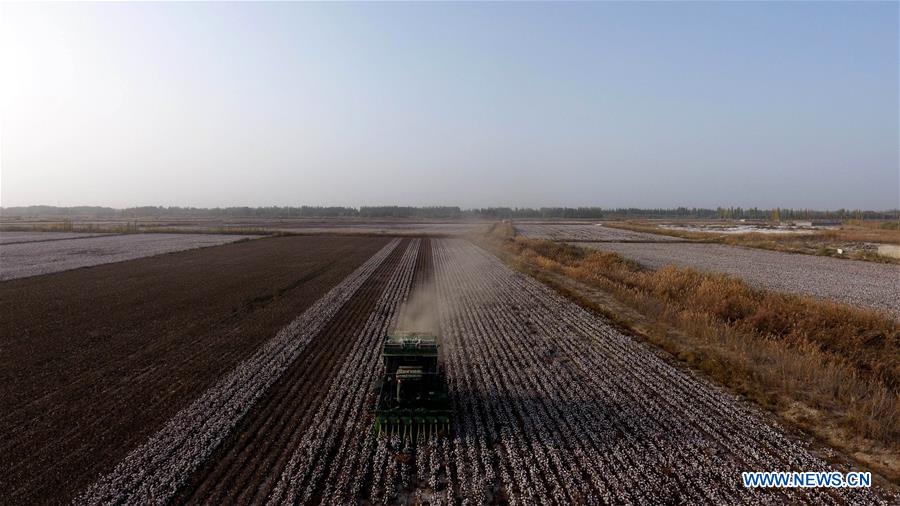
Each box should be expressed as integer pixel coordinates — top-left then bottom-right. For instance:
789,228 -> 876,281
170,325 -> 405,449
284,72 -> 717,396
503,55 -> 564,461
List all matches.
0,235 -> 389,504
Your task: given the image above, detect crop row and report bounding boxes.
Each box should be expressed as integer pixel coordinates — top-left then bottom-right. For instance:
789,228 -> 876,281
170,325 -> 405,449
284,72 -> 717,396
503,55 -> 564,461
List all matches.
76,239 -> 402,505
359,239 -> 884,504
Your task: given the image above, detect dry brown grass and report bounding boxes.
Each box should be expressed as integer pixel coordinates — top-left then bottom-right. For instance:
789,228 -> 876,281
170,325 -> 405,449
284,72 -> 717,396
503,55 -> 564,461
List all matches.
823,221 -> 900,245
487,232 -> 900,468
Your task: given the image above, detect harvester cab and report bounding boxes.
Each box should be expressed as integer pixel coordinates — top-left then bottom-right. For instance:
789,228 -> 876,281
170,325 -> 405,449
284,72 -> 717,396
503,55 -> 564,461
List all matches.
374,331 -> 453,439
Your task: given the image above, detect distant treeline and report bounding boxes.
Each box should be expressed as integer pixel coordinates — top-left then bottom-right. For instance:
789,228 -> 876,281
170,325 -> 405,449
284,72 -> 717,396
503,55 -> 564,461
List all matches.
475,207 -> 899,220
2,205 -> 898,221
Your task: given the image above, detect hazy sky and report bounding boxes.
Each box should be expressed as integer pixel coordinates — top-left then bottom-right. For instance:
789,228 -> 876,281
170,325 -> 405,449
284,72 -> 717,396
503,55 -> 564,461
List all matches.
1,2 -> 897,209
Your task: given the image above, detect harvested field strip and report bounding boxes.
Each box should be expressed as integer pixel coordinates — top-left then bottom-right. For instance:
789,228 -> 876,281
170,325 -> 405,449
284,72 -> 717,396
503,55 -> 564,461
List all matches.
291,239 -> 434,504
322,238 -> 435,503
268,239 -> 420,503
175,238 -> 418,504
170,239 -> 423,504
575,241 -> 900,317
0,235 -> 390,504
0,233 -> 258,280
77,238 -> 402,504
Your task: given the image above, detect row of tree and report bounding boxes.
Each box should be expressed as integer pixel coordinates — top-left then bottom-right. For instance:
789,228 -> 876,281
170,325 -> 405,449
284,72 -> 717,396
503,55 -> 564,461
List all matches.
2,205 -> 897,221
717,207 -> 894,221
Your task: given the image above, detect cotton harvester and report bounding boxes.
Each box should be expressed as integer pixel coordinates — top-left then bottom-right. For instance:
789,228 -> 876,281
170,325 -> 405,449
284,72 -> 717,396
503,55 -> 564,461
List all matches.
373,331 -> 453,439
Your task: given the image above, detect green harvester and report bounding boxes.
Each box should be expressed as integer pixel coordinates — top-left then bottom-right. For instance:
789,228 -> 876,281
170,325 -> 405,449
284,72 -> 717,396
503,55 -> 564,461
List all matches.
373,331 -> 453,439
